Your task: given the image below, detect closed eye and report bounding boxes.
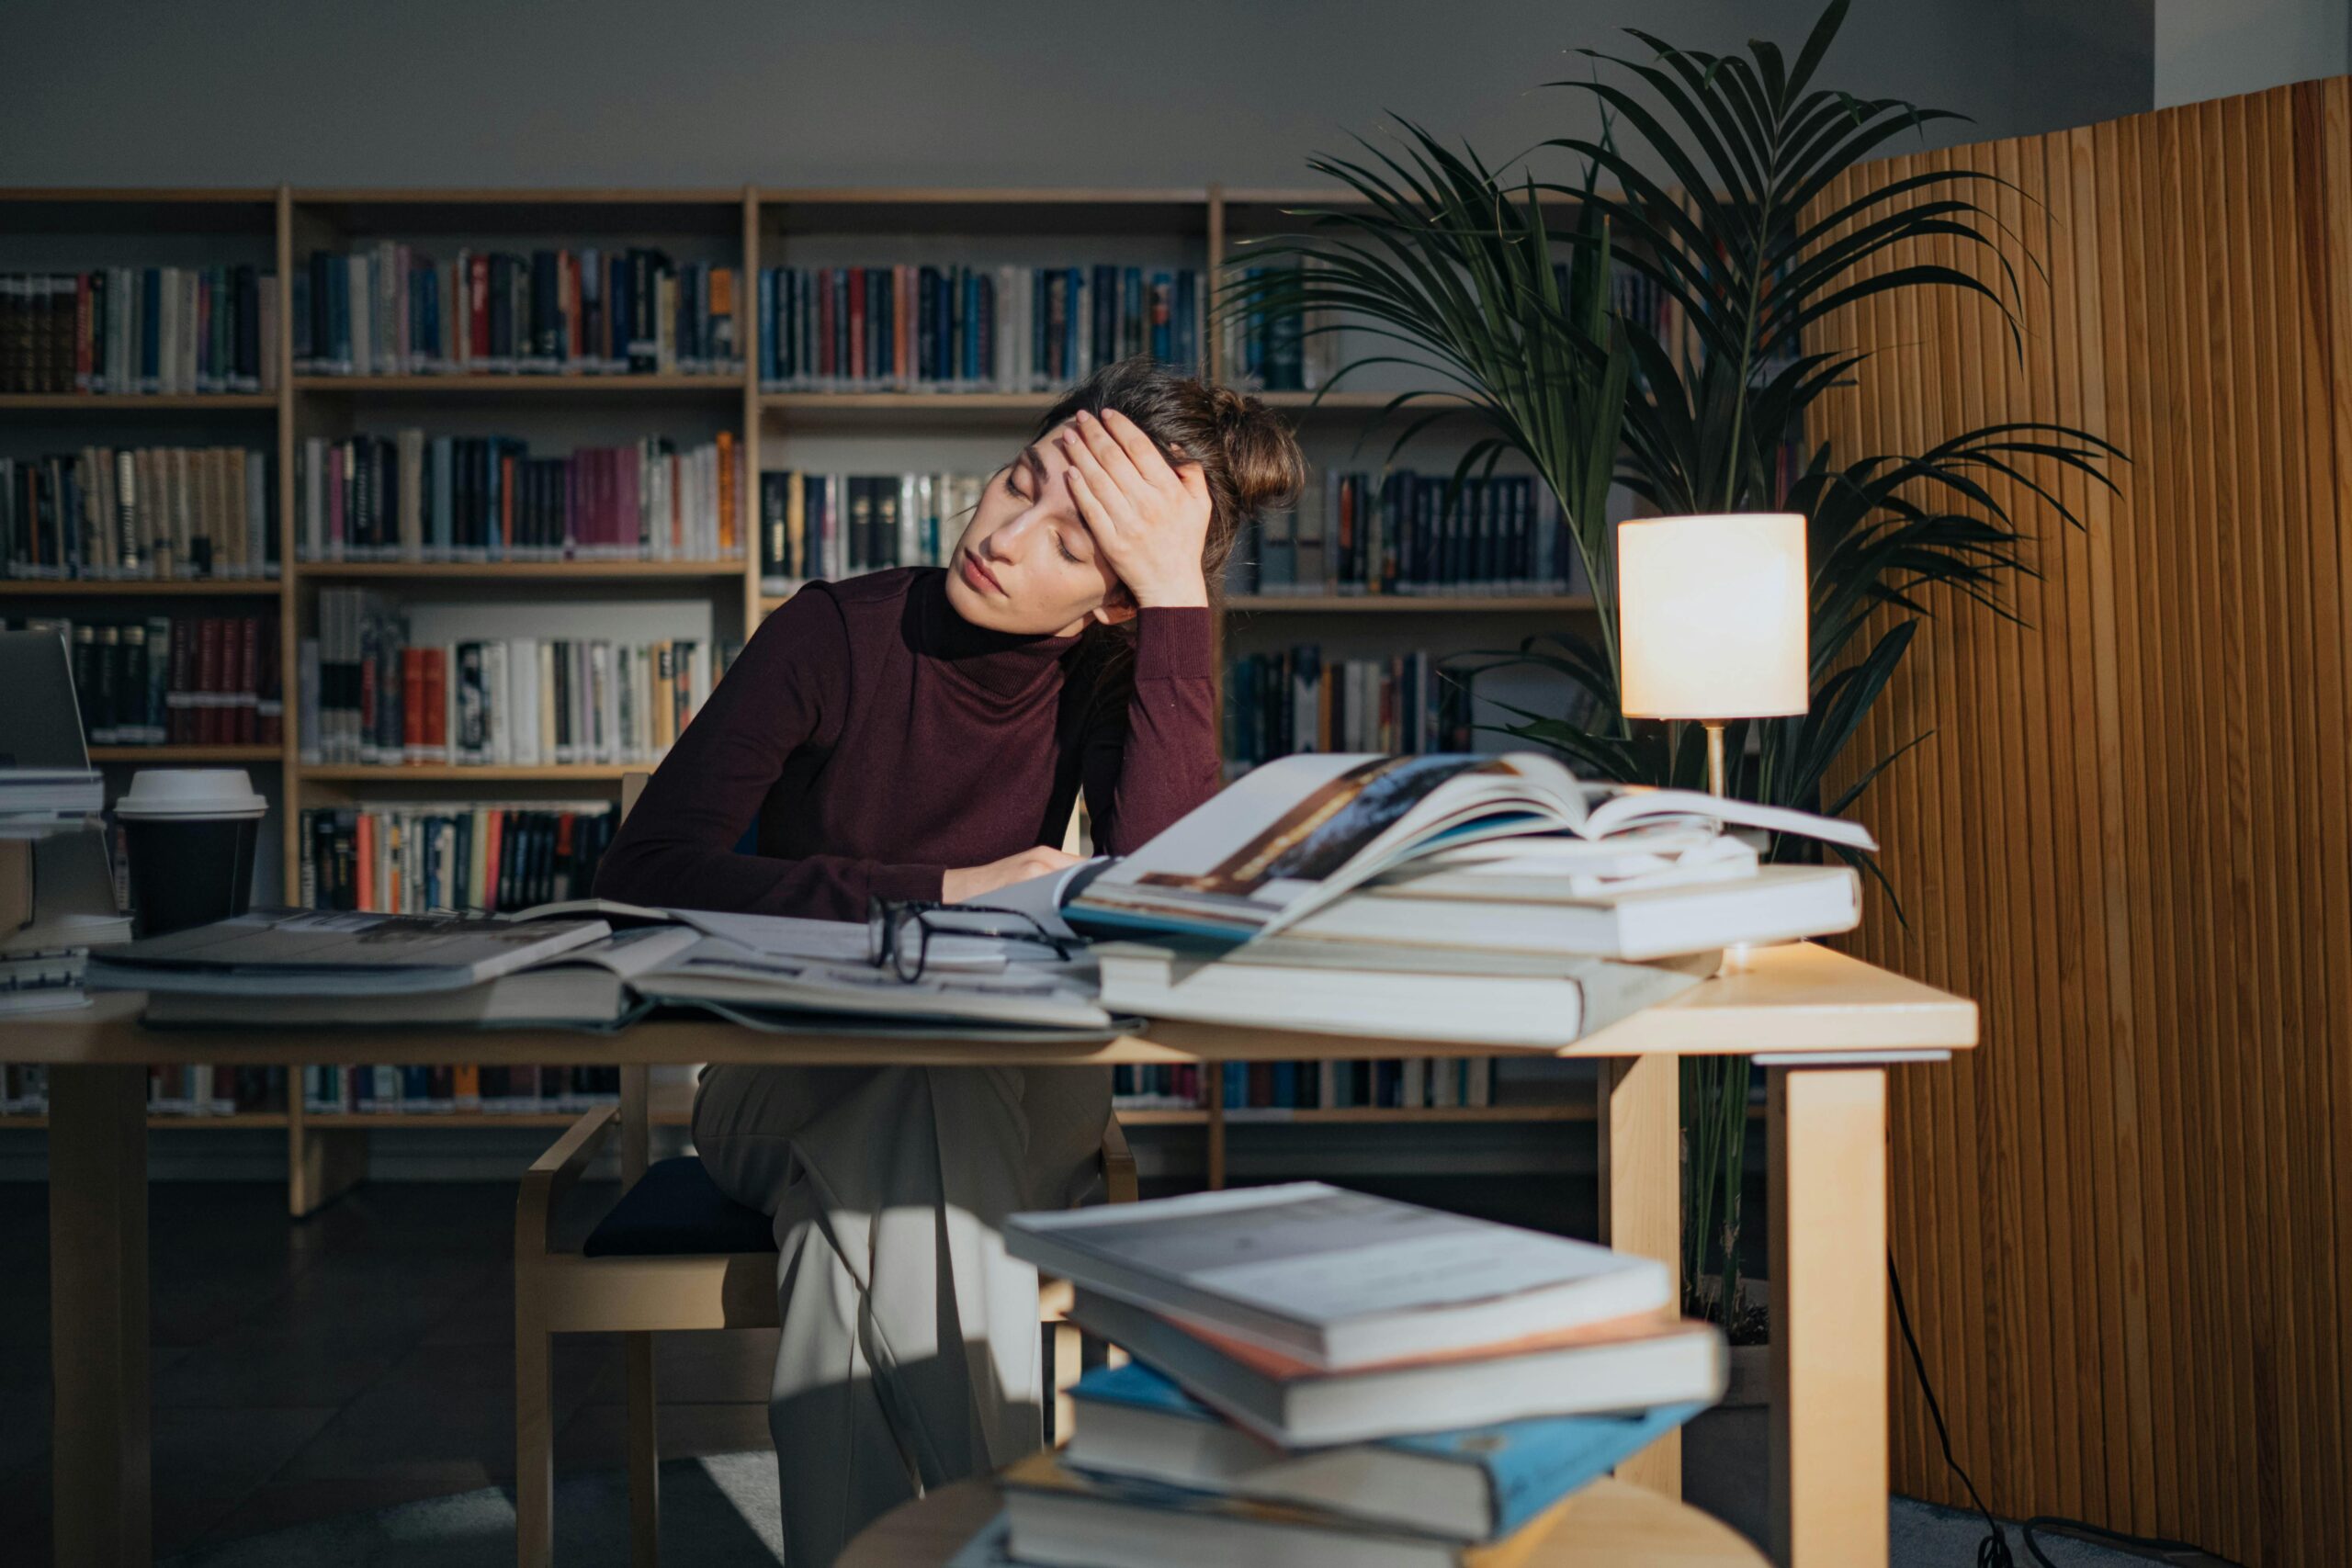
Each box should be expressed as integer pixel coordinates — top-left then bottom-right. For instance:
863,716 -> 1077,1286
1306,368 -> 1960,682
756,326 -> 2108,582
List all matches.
1055,534 -> 1081,564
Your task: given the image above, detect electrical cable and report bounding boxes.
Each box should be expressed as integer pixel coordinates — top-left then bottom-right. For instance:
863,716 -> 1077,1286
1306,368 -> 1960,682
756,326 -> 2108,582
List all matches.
1886,1255 -> 2247,1568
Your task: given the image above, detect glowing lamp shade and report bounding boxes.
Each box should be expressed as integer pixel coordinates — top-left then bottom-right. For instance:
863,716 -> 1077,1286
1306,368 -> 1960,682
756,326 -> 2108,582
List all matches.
1618,513 -> 1810,720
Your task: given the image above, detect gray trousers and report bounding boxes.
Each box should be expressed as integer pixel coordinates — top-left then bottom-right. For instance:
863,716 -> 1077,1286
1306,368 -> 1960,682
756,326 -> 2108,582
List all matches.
692,1063 -> 1111,1568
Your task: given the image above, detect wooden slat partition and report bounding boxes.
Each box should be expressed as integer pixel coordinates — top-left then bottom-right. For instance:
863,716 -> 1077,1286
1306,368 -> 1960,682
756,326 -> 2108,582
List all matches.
1804,77 -> 2352,1565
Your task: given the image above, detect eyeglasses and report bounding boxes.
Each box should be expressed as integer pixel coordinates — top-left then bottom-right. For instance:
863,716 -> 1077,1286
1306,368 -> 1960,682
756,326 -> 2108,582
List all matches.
865,897 -> 1080,982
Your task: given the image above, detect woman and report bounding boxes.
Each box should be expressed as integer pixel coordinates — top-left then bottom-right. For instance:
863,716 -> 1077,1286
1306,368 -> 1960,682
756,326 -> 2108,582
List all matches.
594,355 -> 1303,1564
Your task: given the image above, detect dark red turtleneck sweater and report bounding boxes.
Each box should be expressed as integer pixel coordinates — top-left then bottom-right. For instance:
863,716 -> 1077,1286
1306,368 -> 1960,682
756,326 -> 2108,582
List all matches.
594,566 -> 1221,921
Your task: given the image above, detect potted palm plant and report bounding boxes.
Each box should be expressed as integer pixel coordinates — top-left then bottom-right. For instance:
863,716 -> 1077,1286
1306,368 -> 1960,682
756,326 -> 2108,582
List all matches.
1221,0 -> 2116,1535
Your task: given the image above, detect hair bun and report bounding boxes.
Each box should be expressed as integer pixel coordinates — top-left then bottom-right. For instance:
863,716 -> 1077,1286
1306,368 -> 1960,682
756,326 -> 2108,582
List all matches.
1211,387 -> 1306,517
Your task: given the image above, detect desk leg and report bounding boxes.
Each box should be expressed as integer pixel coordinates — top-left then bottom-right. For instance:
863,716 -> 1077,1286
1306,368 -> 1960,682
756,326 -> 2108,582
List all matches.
1767,1066 -> 1887,1568
48,1063 -> 151,1568
1596,1055 -> 1681,1498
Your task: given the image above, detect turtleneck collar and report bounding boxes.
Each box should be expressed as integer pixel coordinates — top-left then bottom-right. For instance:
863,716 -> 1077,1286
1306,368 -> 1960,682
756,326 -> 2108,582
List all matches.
910,567 -> 1084,701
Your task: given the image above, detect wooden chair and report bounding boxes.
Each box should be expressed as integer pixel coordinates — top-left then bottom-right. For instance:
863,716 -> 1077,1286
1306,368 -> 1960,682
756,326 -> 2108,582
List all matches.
513,774 -> 1135,1568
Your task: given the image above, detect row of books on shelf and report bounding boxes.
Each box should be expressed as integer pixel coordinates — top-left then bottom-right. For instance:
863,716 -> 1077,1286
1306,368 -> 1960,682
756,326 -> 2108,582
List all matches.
2,267 -> 277,396
1110,1058 -> 1498,1112
300,1065 -> 623,1115
753,264 -> 1203,391
0,1065 -> 286,1117
1237,470 -> 1590,597
7,614 -> 283,748
1224,647 -> 1474,772
756,469 -> 982,588
0,1063 -> 626,1118
294,245 -> 739,377
2,446 -> 277,581
1216,264 -> 1342,392
989,1183 -> 1722,1567
300,591 -> 736,765
300,802 -> 617,915
295,432 -> 741,563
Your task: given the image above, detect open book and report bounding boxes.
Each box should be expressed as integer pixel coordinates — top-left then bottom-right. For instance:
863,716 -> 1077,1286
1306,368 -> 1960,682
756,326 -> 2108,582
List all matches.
1066,751 -> 1873,944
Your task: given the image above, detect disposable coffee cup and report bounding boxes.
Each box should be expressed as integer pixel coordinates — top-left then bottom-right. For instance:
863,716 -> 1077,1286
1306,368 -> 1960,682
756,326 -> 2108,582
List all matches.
114,769 -> 266,937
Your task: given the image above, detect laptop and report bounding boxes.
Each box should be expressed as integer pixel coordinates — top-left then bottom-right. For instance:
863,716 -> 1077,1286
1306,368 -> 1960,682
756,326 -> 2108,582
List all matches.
0,627 -> 92,771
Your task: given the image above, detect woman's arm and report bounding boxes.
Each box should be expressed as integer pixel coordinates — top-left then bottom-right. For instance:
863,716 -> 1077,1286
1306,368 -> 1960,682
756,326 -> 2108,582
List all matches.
1080,605 -> 1222,854
593,592 -> 947,919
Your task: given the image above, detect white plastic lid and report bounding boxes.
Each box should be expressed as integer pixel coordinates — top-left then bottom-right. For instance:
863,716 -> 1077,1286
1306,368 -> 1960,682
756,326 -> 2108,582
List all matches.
113,769 -> 267,821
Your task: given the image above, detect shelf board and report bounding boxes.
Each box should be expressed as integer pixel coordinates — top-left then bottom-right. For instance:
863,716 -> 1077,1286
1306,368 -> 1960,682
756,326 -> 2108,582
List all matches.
304,1108 -> 693,1130
0,1112 -> 291,1131
88,745 -> 281,763
760,390 -> 1056,424
1253,389 -> 1474,412
298,763 -> 638,782
293,374 -> 738,394
1112,1103 -> 1593,1126
297,560 -> 746,581
1227,594 -> 1595,613
0,578 -> 282,597
0,393 -> 277,412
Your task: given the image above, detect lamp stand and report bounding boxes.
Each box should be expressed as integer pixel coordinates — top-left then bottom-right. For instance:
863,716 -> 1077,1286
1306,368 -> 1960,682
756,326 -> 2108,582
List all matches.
1702,720 -> 1728,797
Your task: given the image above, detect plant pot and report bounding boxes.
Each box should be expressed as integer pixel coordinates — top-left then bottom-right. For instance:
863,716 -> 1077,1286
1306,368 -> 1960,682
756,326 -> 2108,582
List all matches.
1681,1278 -> 1770,1552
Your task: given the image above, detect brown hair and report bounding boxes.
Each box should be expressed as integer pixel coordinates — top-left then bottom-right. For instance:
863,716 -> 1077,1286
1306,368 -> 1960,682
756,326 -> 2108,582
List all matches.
1035,355 -> 1306,616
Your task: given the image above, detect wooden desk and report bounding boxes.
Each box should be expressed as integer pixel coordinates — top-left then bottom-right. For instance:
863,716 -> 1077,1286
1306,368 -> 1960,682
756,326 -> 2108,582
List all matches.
837,1475 -> 1770,1567
6,942 -> 1973,1567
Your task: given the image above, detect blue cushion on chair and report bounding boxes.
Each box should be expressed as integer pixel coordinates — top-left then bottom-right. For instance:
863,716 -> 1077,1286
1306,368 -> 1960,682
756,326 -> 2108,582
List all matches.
581,1156 -> 778,1258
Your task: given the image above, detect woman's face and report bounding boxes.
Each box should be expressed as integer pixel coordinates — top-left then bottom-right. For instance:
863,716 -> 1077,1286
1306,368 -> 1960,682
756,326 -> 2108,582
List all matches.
943,418 -> 1131,637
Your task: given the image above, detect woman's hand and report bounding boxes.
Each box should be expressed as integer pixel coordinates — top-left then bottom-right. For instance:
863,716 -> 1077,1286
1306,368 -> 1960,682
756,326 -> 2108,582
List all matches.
943,844 -> 1082,905
1056,407 -> 1213,609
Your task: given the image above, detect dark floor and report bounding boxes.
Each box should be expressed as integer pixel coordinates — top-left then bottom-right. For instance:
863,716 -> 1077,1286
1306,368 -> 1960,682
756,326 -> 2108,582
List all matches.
0,1180 -> 776,1561
0,1168 -> 1627,1559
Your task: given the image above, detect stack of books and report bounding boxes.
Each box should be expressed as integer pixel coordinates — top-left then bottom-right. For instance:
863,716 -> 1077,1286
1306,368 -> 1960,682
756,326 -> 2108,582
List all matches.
993,1182 -> 1722,1567
1067,751 -> 1874,1046
2,772 -> 128,1017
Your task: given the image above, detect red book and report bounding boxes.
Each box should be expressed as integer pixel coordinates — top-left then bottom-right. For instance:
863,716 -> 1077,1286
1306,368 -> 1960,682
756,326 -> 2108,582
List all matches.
355,813 -> 376,913
848,267 -> 865,383
481,809 -> 503,913
255,630 -> 282,748
424,649 -> 447,761
196,617 -> 224,745
236,617 -> 260,744
401,648 -> 424,762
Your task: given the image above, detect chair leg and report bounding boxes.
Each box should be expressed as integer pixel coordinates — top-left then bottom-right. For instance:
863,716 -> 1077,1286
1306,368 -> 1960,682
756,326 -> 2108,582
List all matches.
626,1331 -> 660,1568
515,1299 -> 554,1568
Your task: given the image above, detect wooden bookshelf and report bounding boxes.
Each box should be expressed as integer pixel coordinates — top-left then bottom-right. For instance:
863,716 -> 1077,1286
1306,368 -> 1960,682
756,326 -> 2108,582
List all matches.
298,559 -> 746,581
5,183 -> 1590,1215
292,373 -> 737,395
298,763 -> 641,783
89,744 -> 280,763
0,1112 -> 291,1130
0,579 -> 282,597
0,393 -> 277,412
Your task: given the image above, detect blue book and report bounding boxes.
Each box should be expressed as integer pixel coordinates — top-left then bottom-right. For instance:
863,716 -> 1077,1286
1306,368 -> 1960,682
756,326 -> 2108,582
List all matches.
1069,1360 -> 1702,1542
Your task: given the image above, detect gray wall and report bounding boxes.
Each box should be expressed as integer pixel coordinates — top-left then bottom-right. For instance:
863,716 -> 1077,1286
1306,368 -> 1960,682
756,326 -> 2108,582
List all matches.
2156,0 -> 2349,107
2,1 -> 2158,190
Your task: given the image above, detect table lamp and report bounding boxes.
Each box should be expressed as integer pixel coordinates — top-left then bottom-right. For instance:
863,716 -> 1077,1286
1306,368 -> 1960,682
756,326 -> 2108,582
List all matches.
1617,513 -> 1810,795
